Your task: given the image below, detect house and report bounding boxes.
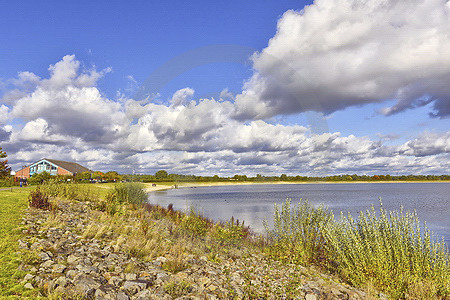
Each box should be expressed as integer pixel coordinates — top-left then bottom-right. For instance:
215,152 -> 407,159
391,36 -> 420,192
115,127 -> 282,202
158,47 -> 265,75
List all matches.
15,158 -> 91,179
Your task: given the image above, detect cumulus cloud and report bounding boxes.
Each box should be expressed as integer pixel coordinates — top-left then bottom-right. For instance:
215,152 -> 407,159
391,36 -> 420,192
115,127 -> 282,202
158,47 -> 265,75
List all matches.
235,0 -> 450,119
1,53 -> 449,175
9,55 -> 127,144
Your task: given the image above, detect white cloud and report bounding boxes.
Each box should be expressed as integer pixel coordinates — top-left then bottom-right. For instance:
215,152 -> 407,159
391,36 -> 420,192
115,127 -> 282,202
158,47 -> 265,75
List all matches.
235,0 -> 450,119
1,53 -> 449,175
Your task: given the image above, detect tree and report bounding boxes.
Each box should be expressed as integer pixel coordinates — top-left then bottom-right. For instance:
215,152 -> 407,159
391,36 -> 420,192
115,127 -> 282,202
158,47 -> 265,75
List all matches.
0,147 -> 10,178
155,170 -> 168,180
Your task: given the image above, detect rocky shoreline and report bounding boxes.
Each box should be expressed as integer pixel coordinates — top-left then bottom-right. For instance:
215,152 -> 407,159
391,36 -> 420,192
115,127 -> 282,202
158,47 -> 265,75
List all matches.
18,198 -> 369,299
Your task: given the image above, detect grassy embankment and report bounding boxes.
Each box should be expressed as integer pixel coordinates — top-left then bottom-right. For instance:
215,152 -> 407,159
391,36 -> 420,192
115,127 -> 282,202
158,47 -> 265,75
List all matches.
3,182 -> 450,299
0,188 -> 41,298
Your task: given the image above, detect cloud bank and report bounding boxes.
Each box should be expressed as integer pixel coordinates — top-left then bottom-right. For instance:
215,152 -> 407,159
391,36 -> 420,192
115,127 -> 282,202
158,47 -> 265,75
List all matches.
1,0 -> 449,175
235,0 -> 450,119
1,54 -> 448,175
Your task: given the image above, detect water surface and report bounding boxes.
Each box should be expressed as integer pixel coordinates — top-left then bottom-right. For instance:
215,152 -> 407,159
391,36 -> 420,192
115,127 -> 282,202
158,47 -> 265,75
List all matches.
148,182 -> 450,244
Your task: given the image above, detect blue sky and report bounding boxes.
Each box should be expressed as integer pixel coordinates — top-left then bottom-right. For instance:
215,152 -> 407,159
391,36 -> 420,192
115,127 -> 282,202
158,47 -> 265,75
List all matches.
1,0 -> 449,175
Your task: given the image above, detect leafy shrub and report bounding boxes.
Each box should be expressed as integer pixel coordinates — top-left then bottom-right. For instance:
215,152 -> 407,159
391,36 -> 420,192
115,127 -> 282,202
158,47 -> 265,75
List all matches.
28,187 -> 51,210
212,217 -> 249,245
109,182 -> 148,205
265,199 -> 450,299
323,201 -> 450,299
180,209 -> 210,237
103,183 -> 148,215
265,199 -> 333,265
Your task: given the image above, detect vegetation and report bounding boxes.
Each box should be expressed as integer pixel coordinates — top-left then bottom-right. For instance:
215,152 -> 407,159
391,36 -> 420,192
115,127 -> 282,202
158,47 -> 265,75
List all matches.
0,189 -> 41,298
4,181 -> 449,299
0,147 -> 10,179
266,199 -> 450,299
124,170 -> 450,183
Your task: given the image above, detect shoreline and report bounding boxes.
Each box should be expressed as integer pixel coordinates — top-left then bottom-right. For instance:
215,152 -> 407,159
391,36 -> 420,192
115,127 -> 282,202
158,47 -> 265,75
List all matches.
144,180 -> 450,193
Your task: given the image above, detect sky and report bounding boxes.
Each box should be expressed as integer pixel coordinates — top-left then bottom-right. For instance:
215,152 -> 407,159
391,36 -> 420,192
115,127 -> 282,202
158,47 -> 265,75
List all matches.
1,0 -> 449,176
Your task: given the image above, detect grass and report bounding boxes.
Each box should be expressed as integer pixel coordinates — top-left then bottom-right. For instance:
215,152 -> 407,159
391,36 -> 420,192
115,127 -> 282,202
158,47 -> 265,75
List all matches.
0,189 -> 42,298
266,199 -> 450,299
11,182 -> 449,299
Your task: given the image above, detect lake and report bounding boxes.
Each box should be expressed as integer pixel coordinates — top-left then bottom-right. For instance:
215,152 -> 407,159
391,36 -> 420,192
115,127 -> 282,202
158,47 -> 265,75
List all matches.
147,182 -> 450,244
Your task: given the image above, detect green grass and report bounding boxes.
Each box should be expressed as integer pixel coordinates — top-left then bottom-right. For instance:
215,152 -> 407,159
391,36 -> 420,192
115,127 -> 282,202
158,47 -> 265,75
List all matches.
0,189 -> 41,298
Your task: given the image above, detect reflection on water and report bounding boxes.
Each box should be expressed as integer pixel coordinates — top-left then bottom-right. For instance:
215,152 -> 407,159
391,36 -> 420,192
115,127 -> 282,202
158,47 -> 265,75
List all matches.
148,183 -> 450,244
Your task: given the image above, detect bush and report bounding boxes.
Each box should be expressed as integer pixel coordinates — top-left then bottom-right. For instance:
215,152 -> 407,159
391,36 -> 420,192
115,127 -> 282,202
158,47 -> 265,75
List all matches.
265,199 -> 333,265
180,209 -> 210,237
111,182 -> 148,205
104,182 -> 148,215
266,199 -> 450,299
323,201 -> 450,299
28,187 -> 51,210
212,217 -> 249,245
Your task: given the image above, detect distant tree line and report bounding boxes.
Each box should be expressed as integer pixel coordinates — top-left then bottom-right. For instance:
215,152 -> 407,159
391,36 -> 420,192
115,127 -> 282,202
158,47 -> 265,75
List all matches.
122,171 -> 450,183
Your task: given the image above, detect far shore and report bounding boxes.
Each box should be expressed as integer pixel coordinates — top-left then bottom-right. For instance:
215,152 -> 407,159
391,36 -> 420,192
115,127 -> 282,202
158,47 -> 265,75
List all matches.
144,180 -> 450,193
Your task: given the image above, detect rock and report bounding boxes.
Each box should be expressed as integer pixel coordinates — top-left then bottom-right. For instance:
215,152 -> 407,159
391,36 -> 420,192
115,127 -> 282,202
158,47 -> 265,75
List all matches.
67,254 -> 79,264
73,273 -> 101,298
125,273 -> 137,281
41,260 -> 54,268
24,282 -> 34,289
108,276 -> 123,286
52,263 -> 67,273
18,239 -> 29,249
116,291 -> 130,300
39,252 -> 51,261
122,280 -> 148,295
23,273 -> 34,281
305,294 -> 317,300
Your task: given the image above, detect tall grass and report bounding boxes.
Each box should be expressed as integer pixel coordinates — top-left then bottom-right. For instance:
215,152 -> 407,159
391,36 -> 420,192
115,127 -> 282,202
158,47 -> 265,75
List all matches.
266,199 -> 450,299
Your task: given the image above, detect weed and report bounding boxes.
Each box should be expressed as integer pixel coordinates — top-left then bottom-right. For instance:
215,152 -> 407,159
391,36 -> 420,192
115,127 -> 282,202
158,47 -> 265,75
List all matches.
28,188 -> 52,210
164,280 -> 193,297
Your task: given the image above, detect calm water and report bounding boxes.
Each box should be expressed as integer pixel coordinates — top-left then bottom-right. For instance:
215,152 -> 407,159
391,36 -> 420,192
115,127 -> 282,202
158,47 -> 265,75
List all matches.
148,183 -> 450,244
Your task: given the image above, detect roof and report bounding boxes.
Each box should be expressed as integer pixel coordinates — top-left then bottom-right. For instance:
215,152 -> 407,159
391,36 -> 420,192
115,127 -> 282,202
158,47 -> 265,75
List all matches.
44,158 -> 91,174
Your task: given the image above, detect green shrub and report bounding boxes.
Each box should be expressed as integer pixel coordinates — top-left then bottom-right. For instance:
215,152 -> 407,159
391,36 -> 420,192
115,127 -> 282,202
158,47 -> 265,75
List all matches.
265,199 -> 333,265
265,199 -> 450,299
180,209 -> 210,237
110,182 -> 148,205
212,217 -> 248,245
323,201 -> 450,299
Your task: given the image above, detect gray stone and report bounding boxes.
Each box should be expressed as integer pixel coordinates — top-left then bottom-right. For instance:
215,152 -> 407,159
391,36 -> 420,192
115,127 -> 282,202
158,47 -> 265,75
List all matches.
125,273 -> 137,281
41,260 -> 54,268
52,264 -> 67,273
24,282 -> 34,289
305,294 -> 317,300
117,291 -> 129,300
108,276 -> 123,286
122,280 -> 147,295
23,273 -> 34,281
67,254 -> 79,264
73,273 -> 101,298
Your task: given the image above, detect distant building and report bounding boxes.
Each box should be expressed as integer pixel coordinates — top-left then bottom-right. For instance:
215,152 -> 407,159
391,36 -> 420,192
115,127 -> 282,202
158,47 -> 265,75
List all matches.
15,158 -> 91,179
